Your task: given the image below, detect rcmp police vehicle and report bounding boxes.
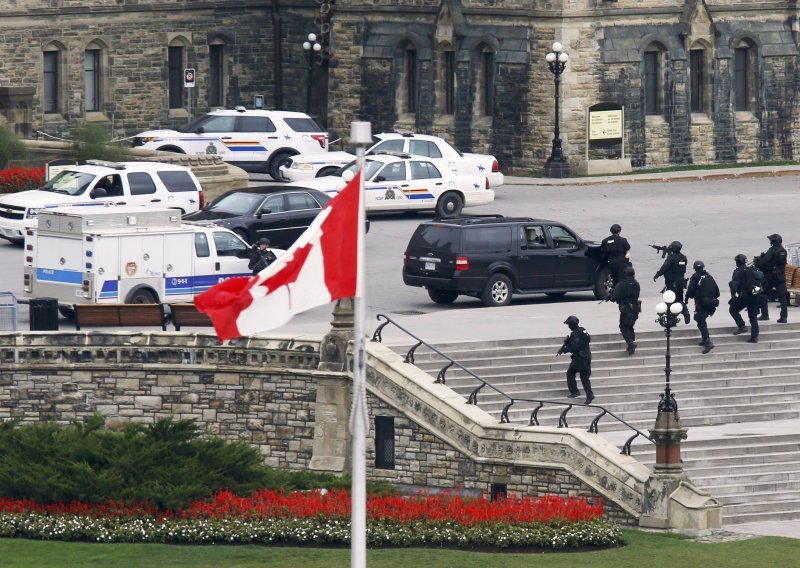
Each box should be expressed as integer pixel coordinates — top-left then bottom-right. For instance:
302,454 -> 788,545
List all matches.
22,205 -> 270,316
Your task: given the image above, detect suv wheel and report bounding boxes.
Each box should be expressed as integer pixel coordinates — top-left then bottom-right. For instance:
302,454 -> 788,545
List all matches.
593,267 -> 613,299
427,288 -> 458,304
435,192 -> 464,217
268,151 -> 296,181
482,274 -> 512,307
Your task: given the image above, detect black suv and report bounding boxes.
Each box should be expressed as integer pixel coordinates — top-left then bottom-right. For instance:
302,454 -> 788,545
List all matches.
402,215 -> 611,307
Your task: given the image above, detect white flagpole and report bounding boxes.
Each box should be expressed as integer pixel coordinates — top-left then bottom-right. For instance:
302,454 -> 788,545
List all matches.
349,121 -> 371,568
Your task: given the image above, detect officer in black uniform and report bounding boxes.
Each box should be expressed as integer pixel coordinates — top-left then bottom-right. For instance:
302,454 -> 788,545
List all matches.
729,253 -> 760,343
653,241 -> 690,325
600,224 -> 630,287
248,237 -> 277,275
609,266 -> 640,355
755,233 -> 788,323
686,260 -> 720,354
557,315 -> 594,405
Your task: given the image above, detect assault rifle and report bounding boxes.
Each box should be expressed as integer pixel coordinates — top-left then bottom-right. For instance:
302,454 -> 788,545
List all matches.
649,243 -> 670,258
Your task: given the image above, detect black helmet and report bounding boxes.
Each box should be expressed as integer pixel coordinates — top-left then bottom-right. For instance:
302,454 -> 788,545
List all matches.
734,253 -> 748,266
610,224 -> 621,234
669,241 -> 682,252
624,266 -> 635,277
693,260 -> 705,272
563,315 -> 580,326
257,237 -> 270,246
768,233 -> 783,245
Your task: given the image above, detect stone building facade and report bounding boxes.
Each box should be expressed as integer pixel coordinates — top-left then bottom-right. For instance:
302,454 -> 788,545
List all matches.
1,0 -> 798,173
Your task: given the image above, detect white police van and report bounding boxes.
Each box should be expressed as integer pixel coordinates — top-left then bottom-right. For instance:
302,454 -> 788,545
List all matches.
23,205 -> 256,314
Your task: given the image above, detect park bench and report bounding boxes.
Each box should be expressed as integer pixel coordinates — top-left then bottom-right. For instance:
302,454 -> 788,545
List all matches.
169,303 -> 214,331
787,265 -> 800,306
73,303 -> 168,331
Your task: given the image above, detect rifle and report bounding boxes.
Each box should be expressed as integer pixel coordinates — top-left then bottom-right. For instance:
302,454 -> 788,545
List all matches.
649,244 -> 670,258
556,335 -> 570,356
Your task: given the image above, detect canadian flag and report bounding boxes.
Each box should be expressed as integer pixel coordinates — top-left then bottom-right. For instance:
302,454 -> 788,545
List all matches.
194,173 -> 361,340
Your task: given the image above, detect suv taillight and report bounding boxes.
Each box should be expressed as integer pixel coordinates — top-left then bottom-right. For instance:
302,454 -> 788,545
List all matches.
403,250 -> 408,266
492,159 -> 500,173
485,177 -> 490,189
311,134 -> 327,149
199,191 -> 205,210
456,256 -> 469,271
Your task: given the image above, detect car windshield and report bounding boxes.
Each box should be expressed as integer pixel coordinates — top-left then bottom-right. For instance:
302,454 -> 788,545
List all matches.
206,192 -> 266,215
40,171 -> 96,195
341,159 -> 383,180
177,114 -> 212,133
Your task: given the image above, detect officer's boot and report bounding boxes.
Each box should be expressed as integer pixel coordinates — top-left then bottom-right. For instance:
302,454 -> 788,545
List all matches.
626,341 -> 636,356
701,338 -> 714,354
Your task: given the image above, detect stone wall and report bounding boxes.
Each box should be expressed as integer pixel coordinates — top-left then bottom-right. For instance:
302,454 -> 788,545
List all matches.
0,331 -> 647,524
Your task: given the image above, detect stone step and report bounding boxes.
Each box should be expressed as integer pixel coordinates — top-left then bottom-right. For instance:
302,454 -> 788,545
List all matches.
681,459 -> 800,479
724,508 -> 800,525
702,480 -> 800,497
722,498 -> 800,516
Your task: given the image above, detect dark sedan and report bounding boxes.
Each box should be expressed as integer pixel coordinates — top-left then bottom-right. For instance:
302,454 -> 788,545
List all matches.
183,186 -> 331,249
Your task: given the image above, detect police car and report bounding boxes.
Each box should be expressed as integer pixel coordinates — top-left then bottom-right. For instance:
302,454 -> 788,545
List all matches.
131,107 -> 328,180
279,131 -> 504,187
293,153 -> 494,217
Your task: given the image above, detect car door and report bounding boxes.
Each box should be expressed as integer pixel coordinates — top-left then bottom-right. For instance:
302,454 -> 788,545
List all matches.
234,115 -> 278,164
367,161 -> 409,211
211,230 -> 252,278
281,191 -> 325,245
514,224 -> 558,289
194,114 -> 238,158
126,172 -> 163,208
405,160 -> 446,210
251,193 -> 295,249
546,224 -> 595,287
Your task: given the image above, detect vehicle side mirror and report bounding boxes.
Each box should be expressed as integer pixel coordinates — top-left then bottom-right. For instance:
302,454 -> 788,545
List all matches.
195,126 -> 205,134
90,187 -> 107,199
258,207 -> 271,218
373,175 -> 385,183
341,170 -> 355,183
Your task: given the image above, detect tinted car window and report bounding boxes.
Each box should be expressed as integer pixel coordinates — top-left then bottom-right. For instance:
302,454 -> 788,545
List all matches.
195,232 -> 210,258
94,174 -> 124,197
410,161 -> 442,180
196,115 -> 237,133
157,171 -> 198,193
238,116 -> 276,133
213,231 -> 248,257
286,192 -> 321,211
548,225 -> 579,249
283,117 -> 324,132
372,140 -> 405,154
410,224 -> 459,253
207,192 -> 263,215
127,172 -> 157,196
410,140 -> 442,158
263,194 -> 286,213
464,227 -> 512,253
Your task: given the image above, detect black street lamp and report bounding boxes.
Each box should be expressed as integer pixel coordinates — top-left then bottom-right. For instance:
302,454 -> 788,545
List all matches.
543,42 -> 571,179
302,33 -> 322,115
655,290 -> 683,417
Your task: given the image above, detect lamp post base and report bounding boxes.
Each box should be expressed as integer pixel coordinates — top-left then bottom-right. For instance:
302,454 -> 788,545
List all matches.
542,159 -> 571,179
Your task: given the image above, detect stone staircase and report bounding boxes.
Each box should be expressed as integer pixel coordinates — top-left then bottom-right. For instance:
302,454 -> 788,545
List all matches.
394,321 -> 800,526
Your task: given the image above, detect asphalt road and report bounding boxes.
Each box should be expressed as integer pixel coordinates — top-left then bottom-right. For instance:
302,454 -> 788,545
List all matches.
3,174 -> 799,343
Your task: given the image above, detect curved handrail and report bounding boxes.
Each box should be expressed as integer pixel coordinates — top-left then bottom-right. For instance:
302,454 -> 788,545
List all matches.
371,313 -> 653,456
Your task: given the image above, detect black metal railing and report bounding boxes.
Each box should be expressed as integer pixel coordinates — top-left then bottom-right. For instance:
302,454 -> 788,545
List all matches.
371,313 -> 653,456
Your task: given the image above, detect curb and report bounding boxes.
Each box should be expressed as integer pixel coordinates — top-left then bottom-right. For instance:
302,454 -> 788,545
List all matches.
505,167 -> 800,186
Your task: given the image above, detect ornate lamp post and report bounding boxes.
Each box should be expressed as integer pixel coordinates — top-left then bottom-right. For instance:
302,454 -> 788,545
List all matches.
543,42 -> 571,179
651,289 -> 687,472
302,33 -> 322,115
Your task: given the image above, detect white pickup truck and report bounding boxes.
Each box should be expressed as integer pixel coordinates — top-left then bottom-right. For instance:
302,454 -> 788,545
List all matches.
23,205 -> 258,315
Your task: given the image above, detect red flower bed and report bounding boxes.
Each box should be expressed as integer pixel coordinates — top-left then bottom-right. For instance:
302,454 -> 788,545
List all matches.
0,167 -> 45,193
0,489 -> 603,525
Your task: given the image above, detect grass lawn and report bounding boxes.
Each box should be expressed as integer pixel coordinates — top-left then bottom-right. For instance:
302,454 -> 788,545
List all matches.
0,530 -> 798,568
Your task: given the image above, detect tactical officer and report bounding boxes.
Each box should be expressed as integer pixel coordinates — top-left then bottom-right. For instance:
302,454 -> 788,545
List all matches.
557,315 -> 594,405
653,241 -> 690,325
609,266 -> 641,355
600,224 -> 631,287
248,237 -> 277,275
729,253 -> 760,343
686,260 -> 720,354
755,233 -> 788,323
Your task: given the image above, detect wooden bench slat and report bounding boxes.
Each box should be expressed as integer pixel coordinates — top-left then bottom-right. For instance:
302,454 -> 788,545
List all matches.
74,303 -> 167,331
170,303 -> 213,331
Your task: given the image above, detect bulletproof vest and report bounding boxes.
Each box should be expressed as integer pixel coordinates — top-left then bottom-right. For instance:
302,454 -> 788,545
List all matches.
667,253 -> 687,277
603,236 -> 626,255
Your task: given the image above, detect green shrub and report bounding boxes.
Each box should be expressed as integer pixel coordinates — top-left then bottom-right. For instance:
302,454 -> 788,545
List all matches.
0,416 -> 391,510
70,123 -> 129,162
0,124 -> 26,169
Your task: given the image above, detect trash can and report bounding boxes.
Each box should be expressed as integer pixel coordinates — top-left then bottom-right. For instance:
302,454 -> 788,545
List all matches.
29,297 -> 59,331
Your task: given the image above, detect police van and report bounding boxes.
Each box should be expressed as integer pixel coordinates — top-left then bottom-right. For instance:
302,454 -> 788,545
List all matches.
23,205 -> 257,315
